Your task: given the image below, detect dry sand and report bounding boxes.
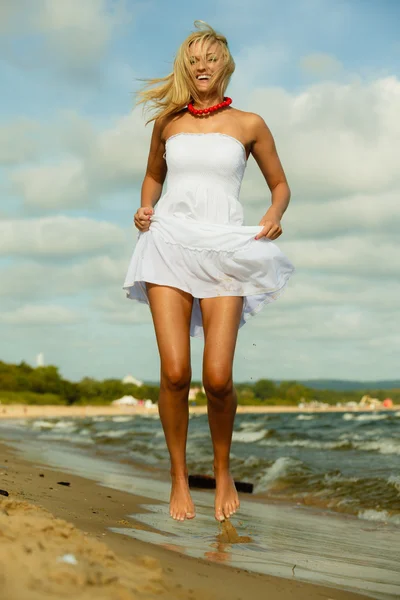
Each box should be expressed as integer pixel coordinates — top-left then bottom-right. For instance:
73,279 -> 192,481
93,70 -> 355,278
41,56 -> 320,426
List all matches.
0,442 -> 372,600
1,403 -> 398,421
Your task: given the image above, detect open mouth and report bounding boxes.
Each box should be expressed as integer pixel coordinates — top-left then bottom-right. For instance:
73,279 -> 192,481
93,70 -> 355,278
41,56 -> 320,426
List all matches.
197,75 -> 211,81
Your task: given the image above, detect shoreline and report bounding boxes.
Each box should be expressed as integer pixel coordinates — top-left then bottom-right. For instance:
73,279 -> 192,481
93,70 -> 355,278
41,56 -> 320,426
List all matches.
1,403 -> 399,420
0,440 -> 375,600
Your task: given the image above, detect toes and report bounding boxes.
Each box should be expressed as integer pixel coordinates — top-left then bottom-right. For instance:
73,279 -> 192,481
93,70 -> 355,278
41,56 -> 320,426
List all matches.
215,509 -> 225,522
186,511 -> 196,520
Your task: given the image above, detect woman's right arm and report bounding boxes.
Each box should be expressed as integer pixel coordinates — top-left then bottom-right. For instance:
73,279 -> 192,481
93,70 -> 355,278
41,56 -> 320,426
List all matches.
134,118 -> 167,232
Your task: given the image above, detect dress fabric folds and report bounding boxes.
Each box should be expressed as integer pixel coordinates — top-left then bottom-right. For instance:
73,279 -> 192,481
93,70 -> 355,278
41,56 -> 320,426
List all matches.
123,132 -> 294,337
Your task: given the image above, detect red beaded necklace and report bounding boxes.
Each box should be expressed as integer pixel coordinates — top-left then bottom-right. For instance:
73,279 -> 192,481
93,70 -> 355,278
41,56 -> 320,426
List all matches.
188,96 -> 232,116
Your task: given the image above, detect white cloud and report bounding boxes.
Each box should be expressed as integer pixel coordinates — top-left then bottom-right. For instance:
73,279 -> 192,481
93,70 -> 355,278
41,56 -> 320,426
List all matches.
15,76 -> 400,216
283,274 -> 400,310
240,76 -> 400,204
284,236 -> 400,276
93,291 -> 152,324
0,0 -> 130,79
243,189 -> 400,241
90,112 -> 151,186
300,53 -> 343,78
0,118 -> 40,165
0,216 -> 126,257
8,110 -> 150,210
0,255 -> 128,299
11,160 -> 88,209
0,304 -> 81,325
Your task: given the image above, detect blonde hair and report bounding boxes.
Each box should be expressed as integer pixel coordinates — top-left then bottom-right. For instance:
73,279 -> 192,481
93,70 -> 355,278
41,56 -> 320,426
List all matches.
137,21 -> 235,123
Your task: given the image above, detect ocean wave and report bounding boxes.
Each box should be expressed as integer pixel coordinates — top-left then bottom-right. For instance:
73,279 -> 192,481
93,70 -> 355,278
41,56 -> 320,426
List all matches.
358,509 -> 400,526
255,456 -> 303,492
352,439 -> 400,455
232,430 -> 266,443
296,414 -> 315,420
387,475 -> 400,492
31,419 -> 76,431
111,416 -> 135,423
259,438 -> 351,450
31,420 -> 57,429
258,435 -> 400,455
37,433 -> 95,445
323,472 -> 359,485
342,412 -> 388,422
242,455 -> 263,468
238,420 -> 268,432
94,430 -> 128,439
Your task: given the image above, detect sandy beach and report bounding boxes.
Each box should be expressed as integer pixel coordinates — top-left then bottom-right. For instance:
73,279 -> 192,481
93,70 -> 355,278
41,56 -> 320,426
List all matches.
1,403 -> 399,420
0,439 -> 380,600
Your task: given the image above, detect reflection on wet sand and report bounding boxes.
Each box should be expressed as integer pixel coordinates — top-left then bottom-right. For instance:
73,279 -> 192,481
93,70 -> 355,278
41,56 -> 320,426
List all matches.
217,519 -> 253,544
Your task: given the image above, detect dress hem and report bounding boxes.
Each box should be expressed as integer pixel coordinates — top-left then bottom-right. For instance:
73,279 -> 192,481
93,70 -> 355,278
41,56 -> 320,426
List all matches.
123,274 -> 293,301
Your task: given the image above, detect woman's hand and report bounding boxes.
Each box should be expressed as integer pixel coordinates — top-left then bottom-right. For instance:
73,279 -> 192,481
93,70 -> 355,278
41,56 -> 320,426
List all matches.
255,208 -> 282,240
134,207 -> 153,232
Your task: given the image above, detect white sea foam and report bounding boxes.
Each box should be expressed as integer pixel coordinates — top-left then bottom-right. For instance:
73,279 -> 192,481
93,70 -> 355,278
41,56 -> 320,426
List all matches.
52,420 -> 76,430
353,439 -> 400,455
37,433 -> 94,445
354,414 -> 388,422
394,411 -> 400,417
343,413 -> 355,421
94,429 -> 127,439
296,414 -> 315,420
323,472 -> 358,485
31,420 -> 55,429
232,430 -> 266,443
343,412 -> 389,422
239,420 -> 266,431
259,438 -> 350,450
387,475 -> 400,492
255,456 -> 300,492
111,416 -> 135,423
243,455 -> 262,468
358,509 -> 400,526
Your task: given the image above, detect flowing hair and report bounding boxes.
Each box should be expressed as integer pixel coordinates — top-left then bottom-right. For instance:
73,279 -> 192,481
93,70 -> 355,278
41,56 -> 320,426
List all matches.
136,21 -> 235,124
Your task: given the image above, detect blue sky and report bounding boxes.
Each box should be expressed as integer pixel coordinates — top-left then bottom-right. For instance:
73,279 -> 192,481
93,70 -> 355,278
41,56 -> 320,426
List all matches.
1,0 -> 399,383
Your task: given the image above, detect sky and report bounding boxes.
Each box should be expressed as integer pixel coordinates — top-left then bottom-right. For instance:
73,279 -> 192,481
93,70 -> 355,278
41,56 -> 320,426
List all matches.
1,0 -> 399,384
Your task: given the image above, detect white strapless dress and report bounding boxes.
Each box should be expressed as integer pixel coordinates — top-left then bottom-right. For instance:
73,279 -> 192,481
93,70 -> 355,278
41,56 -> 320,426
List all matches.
123,132 -> 295,337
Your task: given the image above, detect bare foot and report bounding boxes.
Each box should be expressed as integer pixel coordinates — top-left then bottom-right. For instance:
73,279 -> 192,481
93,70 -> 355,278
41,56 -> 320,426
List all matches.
214,467 -> 240,522
169,474 -> 196,521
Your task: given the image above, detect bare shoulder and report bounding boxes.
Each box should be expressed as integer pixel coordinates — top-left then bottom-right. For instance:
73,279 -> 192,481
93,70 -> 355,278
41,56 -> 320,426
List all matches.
158,110 -> 187,142
231,108 -> 273,146
244,111 -> 272,140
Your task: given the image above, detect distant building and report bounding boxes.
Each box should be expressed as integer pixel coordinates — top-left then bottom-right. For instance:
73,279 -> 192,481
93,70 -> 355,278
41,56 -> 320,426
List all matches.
122,374 -> 143,387
112,395 -> 139,406
36,352 -> 44,367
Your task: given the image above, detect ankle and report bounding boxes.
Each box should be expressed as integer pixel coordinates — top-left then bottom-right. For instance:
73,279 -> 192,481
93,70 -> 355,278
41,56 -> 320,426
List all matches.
170,469 -> 188,480
213,462 -> 230,474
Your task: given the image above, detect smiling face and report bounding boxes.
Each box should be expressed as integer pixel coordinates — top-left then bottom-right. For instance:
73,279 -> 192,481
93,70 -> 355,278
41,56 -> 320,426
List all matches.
188,40 -> 223,96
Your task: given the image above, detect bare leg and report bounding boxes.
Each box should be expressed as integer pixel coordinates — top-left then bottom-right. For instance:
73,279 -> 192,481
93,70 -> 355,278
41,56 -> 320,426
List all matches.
146,283 -> 195,521
200,296 -> 243,522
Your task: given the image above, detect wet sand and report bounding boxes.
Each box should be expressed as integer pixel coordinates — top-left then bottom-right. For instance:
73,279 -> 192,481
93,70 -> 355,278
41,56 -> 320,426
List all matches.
0,440 -> 377,600
0,403 -> 398,421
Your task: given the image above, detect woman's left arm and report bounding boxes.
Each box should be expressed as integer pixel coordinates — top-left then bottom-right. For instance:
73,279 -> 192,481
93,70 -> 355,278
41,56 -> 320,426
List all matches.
249,114 -> 291,240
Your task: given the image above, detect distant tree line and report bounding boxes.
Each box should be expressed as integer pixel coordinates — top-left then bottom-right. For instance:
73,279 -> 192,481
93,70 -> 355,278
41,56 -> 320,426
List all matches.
0,361 -> 399,406
0,361 -> 158,406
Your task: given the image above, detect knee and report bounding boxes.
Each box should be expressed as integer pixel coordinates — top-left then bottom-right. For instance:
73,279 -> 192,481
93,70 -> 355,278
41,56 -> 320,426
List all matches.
203,370 -> 233,398
161,364 -> 191,392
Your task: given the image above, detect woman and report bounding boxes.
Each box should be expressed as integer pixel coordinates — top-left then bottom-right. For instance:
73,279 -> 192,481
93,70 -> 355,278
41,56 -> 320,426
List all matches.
123,22 -> 294,522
